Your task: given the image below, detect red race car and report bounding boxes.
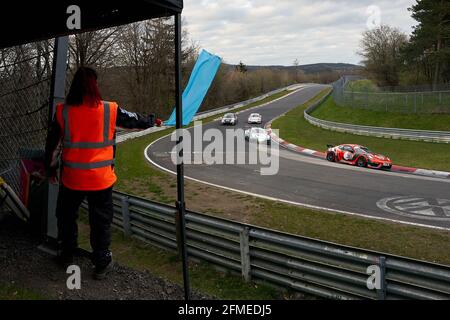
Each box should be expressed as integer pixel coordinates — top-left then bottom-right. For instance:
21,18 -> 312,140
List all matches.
326,144 -> 392,170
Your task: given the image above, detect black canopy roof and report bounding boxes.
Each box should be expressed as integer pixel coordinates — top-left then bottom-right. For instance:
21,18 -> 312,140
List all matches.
0,0 -> 183,48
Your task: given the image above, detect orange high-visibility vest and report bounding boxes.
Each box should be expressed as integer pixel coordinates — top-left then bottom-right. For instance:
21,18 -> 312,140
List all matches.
55,101 -> 118,191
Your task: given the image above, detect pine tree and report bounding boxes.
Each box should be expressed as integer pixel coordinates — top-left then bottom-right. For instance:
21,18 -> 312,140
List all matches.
408,0 -> 450,87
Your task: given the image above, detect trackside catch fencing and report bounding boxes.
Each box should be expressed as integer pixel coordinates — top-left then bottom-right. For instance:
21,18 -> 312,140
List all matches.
306,80 -> 450,143
333,76 -> 450,114
84,190 -> 450,300
0,41 -> 54,194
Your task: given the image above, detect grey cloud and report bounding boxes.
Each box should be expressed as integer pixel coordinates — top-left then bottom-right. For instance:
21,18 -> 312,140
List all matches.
183,0 -> 416,65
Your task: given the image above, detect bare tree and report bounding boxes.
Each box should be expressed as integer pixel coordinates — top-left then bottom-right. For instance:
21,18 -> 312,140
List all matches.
68,27 -> 123,70
114,17 -> 197,115
358,24 -> 408,87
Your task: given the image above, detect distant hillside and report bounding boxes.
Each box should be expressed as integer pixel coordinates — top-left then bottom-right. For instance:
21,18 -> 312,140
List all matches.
226,63 -> 362,74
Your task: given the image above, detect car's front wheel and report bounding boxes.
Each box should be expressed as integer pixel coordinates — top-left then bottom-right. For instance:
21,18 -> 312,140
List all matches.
356,157 -> 367,168
326,152 -> 335,162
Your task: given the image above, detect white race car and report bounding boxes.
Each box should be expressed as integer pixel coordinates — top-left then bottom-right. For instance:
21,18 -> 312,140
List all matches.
244,127 -> 271,145
247,113 -> 262,124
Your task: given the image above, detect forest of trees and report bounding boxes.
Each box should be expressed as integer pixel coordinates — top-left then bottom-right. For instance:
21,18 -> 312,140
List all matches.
63,17 -> 351,118
82,17 -> 345,118
0,17 -> 353,120
359,0 -> 450,89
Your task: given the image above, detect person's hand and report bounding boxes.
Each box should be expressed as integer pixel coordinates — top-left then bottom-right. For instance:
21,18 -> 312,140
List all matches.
155,118 -> 162,127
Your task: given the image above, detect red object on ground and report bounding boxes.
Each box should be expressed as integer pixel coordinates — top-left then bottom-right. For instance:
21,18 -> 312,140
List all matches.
155,118 -> 162,127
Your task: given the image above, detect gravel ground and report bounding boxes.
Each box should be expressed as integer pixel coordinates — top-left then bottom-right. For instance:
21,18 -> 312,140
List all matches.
0,213 -> 210,300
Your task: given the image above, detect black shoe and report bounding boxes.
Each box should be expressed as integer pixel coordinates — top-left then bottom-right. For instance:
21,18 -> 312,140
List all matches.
93,260 -> 113,280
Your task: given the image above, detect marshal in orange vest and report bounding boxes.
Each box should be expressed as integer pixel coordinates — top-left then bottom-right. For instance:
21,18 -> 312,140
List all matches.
55,101 -> 118,191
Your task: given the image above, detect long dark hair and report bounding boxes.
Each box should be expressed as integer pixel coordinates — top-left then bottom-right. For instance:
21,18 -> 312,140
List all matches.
66,67 -> 102,106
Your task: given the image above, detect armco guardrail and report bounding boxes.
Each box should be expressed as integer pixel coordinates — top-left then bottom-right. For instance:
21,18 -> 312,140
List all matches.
84,190 -> 450,300
305,88 -> 450,144
193,83 -> 304,121
116,84 -> 304,144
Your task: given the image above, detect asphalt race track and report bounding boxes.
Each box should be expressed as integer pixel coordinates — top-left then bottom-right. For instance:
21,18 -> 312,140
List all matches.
147,84 -> 450,230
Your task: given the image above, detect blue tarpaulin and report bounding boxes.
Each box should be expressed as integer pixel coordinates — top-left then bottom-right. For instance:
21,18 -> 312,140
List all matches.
165,49 -> 222,126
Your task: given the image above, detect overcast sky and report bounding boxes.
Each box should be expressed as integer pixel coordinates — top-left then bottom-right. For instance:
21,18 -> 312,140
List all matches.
183,0 -> 417,66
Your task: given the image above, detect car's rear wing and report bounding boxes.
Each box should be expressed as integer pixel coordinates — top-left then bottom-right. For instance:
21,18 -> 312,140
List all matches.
327,144 -> 335,149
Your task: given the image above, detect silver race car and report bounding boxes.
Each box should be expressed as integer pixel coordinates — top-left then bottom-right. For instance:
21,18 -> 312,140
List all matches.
221,113 -> 238,126
247,113 -> 262,124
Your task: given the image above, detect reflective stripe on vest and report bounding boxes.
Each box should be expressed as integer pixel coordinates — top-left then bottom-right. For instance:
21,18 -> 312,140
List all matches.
62,101 -> 115,169
63,159 -> 115,169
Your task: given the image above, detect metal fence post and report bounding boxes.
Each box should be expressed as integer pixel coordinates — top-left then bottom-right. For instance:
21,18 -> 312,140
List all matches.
240,227 -> 251,282
121,196 -> 131,237
365,89 -> 369,109
414,92 -> 417,113
378,256 -> 387,300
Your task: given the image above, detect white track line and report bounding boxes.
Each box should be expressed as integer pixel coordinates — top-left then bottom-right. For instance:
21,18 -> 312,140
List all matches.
144,134 -> 450,232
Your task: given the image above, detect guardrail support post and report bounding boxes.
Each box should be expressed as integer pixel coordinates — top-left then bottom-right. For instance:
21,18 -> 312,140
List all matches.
377,256 -> 387,300
240,227 -> 251,282
121,196 -> 131,237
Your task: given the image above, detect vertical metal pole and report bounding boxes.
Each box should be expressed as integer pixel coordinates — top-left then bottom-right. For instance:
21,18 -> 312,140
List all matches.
46,37 -> 69,241
414,92 -> 417,113
175,13 -> 190,301
48,37 -> 69,124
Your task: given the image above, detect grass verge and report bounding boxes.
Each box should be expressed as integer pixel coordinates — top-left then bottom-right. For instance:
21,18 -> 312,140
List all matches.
272,91 -> 450,172
0,284 -> 44,300
96,88 -> 300,299
77,219 -> 286,300
343,79 -> 450,114
95,86 -> 450,299
312,93 -> 450,131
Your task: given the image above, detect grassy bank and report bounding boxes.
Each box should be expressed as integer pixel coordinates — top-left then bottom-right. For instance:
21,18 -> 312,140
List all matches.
99,88 -> 300,299
346,79 -> 379,92
272,91 -> 450,172
89,86 -> 450,299
77,219 -> 283,300
342,79 -> 450,114
312,94 -> 450,131
0,284 -> 44,300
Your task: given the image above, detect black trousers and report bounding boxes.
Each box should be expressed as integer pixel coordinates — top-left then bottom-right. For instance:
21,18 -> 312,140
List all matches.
55,184 -> 114,266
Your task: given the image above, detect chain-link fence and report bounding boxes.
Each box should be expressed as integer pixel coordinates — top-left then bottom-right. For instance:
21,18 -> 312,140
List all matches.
0,41 -> 54,194
333,77 -> 450,114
